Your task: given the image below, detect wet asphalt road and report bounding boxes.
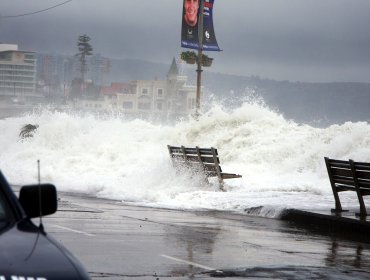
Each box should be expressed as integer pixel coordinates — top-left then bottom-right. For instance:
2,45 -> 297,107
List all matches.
42,192 -> 370,279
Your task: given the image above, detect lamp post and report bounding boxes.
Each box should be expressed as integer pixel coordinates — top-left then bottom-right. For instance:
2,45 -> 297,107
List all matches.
63,59 -> 67,102
195,0 -> 204,119
181,0 -> 215,119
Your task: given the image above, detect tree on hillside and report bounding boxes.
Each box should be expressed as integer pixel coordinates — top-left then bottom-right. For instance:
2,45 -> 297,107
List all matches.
76,34 -> 93,83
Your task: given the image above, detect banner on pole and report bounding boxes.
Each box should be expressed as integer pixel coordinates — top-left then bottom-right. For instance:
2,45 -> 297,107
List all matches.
181,0 -> 220,51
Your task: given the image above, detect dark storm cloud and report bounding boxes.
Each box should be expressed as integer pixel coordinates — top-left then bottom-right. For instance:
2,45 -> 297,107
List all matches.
214,0 -> 370,81
2,0 -> 370,82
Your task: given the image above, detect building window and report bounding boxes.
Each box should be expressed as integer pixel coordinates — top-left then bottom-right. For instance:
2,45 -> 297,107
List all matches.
157,102 -> 163,111
0,53 -> 12,61
138,102 -> 151,110
24,54 -> 34,60
157,88 -> 163,98
141,88 -> 148,95
123,101 -> 133,109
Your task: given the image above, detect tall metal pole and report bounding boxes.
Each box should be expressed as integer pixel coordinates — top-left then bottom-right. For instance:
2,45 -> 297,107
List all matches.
195,0 -> 204,119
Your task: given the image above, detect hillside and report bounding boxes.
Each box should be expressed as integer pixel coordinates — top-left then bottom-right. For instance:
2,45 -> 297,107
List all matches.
108,58 -> 370,126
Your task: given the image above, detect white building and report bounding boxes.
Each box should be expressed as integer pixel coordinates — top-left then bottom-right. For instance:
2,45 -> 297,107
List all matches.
0,44 -> 38,103
75,58 -> 197,120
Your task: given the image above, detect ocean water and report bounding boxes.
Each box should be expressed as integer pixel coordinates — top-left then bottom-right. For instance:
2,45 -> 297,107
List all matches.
1,102 -> 369,218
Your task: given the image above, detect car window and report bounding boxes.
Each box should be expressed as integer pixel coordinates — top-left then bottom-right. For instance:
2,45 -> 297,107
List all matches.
0,190 -> 13,231
0,193 -> 6,219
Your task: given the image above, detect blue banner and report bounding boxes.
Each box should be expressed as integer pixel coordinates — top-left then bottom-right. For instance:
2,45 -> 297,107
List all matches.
181,0 -> 220,51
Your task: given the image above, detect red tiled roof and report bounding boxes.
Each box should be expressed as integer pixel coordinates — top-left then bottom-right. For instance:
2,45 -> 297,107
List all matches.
100,83 -> 130,95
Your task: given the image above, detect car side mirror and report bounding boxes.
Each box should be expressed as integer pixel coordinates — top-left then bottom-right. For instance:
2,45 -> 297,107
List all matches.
19,184 -> 58,218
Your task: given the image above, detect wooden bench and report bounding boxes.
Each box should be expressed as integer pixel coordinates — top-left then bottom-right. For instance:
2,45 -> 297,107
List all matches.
168,145 -> 242,189
325,157 -> 370,216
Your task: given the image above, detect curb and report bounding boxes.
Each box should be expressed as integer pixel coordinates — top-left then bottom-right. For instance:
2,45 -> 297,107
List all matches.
280,209 -> 370,241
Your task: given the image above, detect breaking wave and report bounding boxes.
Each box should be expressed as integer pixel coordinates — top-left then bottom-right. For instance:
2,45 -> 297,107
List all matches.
1,100 -> 369,217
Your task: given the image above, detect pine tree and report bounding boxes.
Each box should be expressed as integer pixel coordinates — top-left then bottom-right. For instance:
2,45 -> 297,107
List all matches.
76,34 -> 93,83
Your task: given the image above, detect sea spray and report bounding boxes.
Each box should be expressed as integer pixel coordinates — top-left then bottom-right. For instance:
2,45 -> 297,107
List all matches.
0,101 -> 369,217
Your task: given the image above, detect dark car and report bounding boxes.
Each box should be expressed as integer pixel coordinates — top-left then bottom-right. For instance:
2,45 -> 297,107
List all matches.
0,171 -> 90,279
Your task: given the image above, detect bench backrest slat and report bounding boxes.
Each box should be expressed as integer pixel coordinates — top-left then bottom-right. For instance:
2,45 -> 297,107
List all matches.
330,167 -> 352,177
328,160 -> 351,168
200,156 -> 219,164
203,163 -> 221,173
331,177 -> 354,186
357,180 -> 370,190
168,145 -> 223,177
189,147 -> 214,155
168,146 -> 182,153
184,154 -> 202,162
200,148 -> 217,155
168,146 -> 219,159
351,161 -> 370,190
354,171 -> 370,181
353,161 -> 370,168
169,146 -> 215,155
325,158 -> 354,186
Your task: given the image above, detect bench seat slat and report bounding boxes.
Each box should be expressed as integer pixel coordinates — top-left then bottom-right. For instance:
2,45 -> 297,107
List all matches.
221,173 -> 242,179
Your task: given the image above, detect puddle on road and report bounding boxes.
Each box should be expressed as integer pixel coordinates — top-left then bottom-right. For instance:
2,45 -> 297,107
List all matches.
206,265 -> 370,279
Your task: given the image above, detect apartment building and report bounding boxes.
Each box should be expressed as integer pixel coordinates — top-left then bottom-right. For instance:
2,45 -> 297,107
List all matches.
0,44 -> 38,102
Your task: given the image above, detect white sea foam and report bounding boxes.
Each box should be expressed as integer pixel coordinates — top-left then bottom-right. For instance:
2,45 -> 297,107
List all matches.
1,102 -> 369,217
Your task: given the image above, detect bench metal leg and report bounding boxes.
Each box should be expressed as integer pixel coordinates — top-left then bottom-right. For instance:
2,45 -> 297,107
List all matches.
328,190 -> 345,213
355,196 -> 367,217
217,176 -> 226,191
330,193 -> 346,213
325,157 -> 344,212
349,159 -> 368,217
333,197 -> 343,212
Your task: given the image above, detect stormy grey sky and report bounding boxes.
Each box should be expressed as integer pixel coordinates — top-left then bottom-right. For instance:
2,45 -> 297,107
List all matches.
2,0 -> 370,82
